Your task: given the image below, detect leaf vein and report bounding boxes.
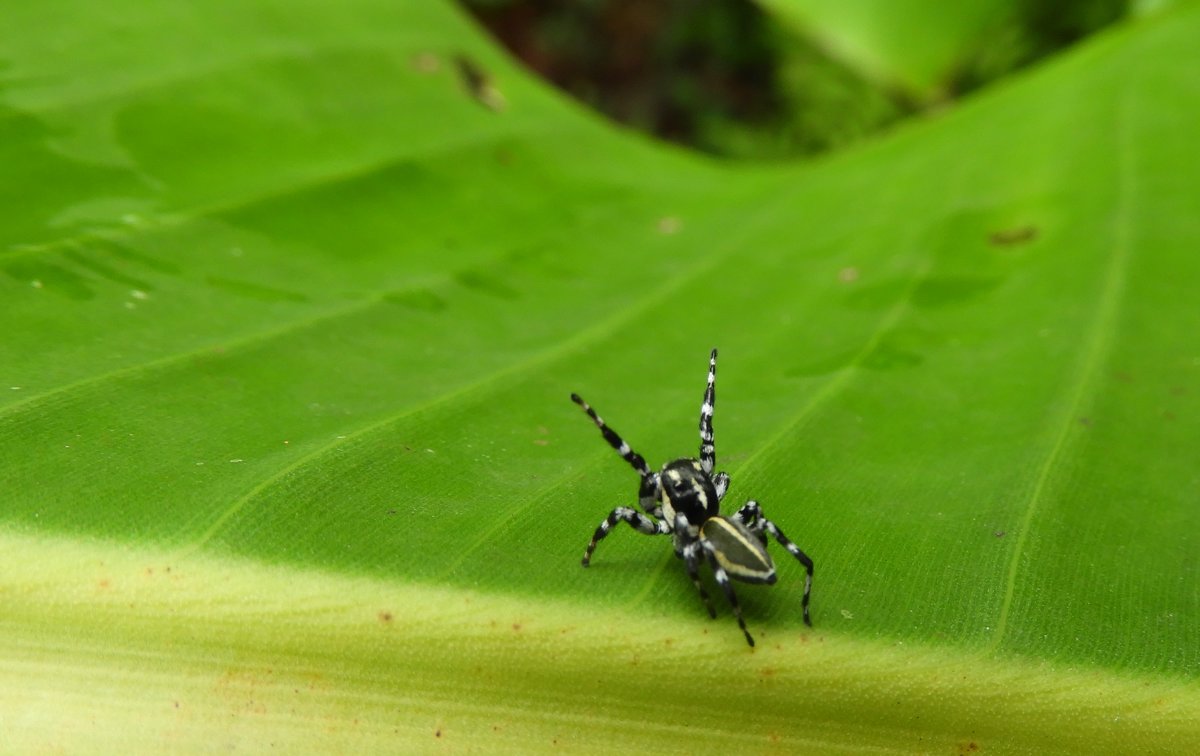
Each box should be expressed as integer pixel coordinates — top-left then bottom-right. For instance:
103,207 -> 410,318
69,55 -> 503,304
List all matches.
986,86 -> 1137,654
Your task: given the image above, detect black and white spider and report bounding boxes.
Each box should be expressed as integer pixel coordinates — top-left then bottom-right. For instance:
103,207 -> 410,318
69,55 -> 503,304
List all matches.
571,348 -> 814,647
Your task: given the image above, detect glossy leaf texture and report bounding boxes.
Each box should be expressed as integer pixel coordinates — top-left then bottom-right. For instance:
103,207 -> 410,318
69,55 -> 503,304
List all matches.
2,1 -> 1198,752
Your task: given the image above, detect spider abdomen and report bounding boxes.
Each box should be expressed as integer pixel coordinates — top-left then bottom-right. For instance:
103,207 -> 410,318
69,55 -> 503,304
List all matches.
701,517 -> 777,585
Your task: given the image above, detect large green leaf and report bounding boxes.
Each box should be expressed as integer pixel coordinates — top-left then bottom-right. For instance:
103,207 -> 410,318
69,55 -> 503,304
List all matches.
2,1 -> 1198,751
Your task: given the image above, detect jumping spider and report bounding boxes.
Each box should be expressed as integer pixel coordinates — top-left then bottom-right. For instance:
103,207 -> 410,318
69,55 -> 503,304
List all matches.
571,348 -> 813,646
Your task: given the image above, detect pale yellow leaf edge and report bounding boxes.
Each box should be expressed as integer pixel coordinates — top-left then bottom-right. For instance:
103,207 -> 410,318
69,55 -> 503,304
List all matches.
2,529 -> 1195,754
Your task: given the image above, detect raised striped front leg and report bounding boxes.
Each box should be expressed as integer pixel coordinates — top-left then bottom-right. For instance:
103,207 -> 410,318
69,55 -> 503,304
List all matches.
734,500 -> 814,626
581,507 -> 669,567
698,348 -> 718,474
571,393 -> 653,478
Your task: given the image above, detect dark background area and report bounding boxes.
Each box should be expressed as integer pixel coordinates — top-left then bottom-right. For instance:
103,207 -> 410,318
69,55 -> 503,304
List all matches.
459,0 -> 1128,158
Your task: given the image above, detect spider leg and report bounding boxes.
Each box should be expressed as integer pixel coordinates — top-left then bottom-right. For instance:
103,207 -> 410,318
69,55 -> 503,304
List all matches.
734,500 -> 814,627
698,348 -> 717,475
700,538 -> 756,647
731,499 -> 766,544
571,393 -> 653,479
639,472 -> 664,518
714,471 -> 730,501
581,507 -> 669,567
677,516 -> 716,618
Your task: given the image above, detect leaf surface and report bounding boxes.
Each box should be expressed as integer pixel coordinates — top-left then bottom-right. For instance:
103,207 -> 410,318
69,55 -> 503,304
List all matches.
2,1 -> 1198,751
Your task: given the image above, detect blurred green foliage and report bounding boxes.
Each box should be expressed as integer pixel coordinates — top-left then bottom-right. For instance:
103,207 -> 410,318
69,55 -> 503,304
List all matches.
461,0 -> 1128,157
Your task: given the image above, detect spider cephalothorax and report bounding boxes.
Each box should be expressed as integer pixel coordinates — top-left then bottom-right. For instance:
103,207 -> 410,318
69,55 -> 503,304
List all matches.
571,348 -> 813,647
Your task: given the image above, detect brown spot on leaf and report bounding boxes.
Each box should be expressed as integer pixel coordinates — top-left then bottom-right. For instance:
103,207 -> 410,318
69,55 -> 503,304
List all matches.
656,216 -> 682,235
379,611 -> 393,623
988,225 -> 1038,246
411,52 -> 441,74
455,55 -> 506,111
